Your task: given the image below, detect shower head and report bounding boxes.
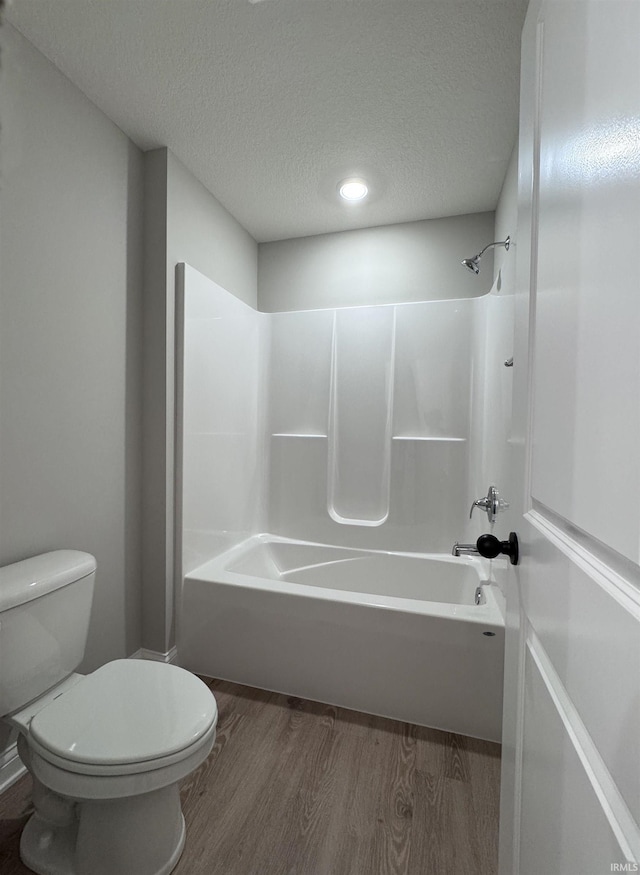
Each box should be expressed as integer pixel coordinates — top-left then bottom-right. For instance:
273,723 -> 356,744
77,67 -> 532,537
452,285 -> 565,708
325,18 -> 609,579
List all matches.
462,256 -> 481,274
462,236 -> 511,275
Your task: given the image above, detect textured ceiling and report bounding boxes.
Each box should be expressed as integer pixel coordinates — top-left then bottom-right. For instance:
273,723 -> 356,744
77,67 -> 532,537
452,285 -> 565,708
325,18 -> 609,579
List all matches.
6,0 -> 529,242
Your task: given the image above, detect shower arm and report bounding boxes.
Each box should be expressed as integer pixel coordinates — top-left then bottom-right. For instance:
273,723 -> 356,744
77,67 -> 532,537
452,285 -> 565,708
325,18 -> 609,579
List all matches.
476,237 -> 511,259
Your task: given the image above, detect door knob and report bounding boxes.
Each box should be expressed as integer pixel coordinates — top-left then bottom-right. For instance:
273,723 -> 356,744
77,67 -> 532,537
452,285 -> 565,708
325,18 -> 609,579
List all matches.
476,532 -> 519,565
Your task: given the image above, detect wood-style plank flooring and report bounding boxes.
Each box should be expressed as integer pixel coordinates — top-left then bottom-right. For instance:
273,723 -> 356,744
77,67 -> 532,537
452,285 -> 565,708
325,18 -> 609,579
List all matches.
0,679 -> 501,874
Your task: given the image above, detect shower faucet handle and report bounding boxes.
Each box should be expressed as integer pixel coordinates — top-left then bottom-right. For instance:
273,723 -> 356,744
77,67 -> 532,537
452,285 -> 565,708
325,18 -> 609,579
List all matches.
469,495 -> 493,518
469,486 -> 508,523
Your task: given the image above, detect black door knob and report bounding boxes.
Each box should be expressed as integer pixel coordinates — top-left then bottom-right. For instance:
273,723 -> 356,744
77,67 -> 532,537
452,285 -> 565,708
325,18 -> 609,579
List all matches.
476,532 -> 519,565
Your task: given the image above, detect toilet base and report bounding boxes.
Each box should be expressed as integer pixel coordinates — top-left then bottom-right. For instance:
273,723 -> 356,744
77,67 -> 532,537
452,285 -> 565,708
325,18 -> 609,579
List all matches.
20,779 -> 186,875
21,810 -> 78,875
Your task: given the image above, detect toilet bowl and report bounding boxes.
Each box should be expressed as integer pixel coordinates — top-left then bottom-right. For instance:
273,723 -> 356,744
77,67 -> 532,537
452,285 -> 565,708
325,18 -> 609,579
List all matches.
0,551 -> 218,875
8,660 -> 218,875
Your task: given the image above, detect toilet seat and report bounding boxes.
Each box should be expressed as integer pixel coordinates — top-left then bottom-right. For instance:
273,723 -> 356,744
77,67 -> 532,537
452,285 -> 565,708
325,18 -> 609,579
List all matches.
27,660 -> 217,774
26,720 -> 217,801
29,717 -> 217,777
11,660 -> 218,802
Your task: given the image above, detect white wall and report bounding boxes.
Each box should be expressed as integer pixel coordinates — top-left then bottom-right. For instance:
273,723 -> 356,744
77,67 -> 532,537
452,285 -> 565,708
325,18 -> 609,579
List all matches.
142,149 -> 258,654
0,24 -> 144,752
178,285 -> 487,558
265,300 -> 475,552
177,265 -> 265,577
258,212 -> 496,311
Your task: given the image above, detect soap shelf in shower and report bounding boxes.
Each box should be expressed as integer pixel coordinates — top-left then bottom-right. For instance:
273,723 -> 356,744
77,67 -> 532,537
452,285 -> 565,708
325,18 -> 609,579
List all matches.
392,436 -> 467,442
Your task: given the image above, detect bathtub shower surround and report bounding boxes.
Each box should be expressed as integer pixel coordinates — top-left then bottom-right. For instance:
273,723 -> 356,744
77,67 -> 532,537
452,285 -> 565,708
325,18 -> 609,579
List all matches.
176,264 -> 512,741
176,264 -> 266,576
268,298 -> 475,552
183,537 -> 504,742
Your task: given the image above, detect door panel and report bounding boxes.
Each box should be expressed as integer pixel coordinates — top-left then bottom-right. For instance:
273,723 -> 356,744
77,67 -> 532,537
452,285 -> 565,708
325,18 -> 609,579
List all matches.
520,517 -> 640,842
530,0 -> 640,563
520,644 -> 628,874
499,0 -> 640,871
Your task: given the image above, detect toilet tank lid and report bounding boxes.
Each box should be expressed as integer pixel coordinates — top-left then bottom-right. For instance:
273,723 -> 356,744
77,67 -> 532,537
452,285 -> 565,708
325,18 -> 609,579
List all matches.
0,550 -> 96,613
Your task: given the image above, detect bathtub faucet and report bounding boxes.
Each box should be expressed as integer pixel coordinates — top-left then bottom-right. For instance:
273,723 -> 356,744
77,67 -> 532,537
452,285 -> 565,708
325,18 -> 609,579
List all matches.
451,542 -> 479,557
452,533 -> 519,564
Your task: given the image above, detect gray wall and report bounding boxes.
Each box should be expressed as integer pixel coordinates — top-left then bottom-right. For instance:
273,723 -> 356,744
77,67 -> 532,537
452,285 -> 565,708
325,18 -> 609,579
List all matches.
142,148 -> 257,654
0,17 -> 145,765
466,142 -> 519,556
492,141 -> 519,529
494,145 -> 518,283
0,25 -> 258,779
167,152 -> 258,308
258,211 -> 496,311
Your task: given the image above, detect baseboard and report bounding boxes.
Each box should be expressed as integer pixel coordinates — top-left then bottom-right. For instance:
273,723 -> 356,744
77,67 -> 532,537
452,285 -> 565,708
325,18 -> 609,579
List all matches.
0,741 -> 27,795
129,646 -> 178,664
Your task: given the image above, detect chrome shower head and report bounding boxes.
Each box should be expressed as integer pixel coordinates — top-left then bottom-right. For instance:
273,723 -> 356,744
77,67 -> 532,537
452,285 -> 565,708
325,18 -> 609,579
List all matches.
462,256 -> 481,274
461,236 -> 510,275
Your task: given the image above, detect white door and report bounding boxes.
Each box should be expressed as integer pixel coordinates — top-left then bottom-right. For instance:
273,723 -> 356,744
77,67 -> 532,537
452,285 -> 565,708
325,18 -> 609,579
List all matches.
499,1 -> 640,873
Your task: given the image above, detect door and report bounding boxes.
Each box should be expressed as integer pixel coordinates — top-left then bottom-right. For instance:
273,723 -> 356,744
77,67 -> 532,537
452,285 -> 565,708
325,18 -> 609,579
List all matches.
499,1 -> 640,873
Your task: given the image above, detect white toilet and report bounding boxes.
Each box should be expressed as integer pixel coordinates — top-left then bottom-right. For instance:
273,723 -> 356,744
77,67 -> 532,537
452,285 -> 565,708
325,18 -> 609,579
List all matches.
0,550 -> 218,875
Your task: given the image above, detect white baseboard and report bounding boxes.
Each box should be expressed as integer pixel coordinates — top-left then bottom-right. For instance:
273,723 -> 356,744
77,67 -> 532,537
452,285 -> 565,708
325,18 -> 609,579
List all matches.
0,741 -> 27,795
129,646 -> 178,664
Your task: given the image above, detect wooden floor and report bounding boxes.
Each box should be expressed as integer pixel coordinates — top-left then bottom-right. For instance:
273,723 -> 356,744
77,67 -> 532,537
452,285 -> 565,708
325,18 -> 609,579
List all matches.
0,679 -> 501,875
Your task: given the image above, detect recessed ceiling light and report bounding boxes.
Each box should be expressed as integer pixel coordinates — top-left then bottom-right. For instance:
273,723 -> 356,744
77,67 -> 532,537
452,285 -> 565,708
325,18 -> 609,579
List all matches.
338,178 -> 369,202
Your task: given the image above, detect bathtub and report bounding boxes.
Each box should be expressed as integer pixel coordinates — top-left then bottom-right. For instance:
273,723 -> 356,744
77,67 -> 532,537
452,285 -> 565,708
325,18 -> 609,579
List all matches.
179,535 -> 505,742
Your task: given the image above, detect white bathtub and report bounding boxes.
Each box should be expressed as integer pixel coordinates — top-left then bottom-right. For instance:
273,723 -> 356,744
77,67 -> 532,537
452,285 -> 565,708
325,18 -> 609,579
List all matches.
179,535 -> 505,741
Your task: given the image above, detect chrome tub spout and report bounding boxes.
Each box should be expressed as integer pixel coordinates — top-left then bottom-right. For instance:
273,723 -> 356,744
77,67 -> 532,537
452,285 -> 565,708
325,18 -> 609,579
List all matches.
452,542 -> 480,557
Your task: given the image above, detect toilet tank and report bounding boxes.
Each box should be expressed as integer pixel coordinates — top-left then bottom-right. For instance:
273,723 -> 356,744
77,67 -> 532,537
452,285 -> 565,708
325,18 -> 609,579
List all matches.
0,550 -> 96,716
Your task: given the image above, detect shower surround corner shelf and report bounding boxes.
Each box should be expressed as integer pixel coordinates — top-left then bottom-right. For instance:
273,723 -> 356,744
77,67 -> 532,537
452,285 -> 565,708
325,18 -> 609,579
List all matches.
392,436 -> 467,442
272,435 -> 466,442
271,433 -> 328,439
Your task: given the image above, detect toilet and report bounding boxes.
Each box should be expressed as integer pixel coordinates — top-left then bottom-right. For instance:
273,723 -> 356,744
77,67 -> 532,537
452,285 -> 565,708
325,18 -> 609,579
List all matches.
0,550 -> 218,875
